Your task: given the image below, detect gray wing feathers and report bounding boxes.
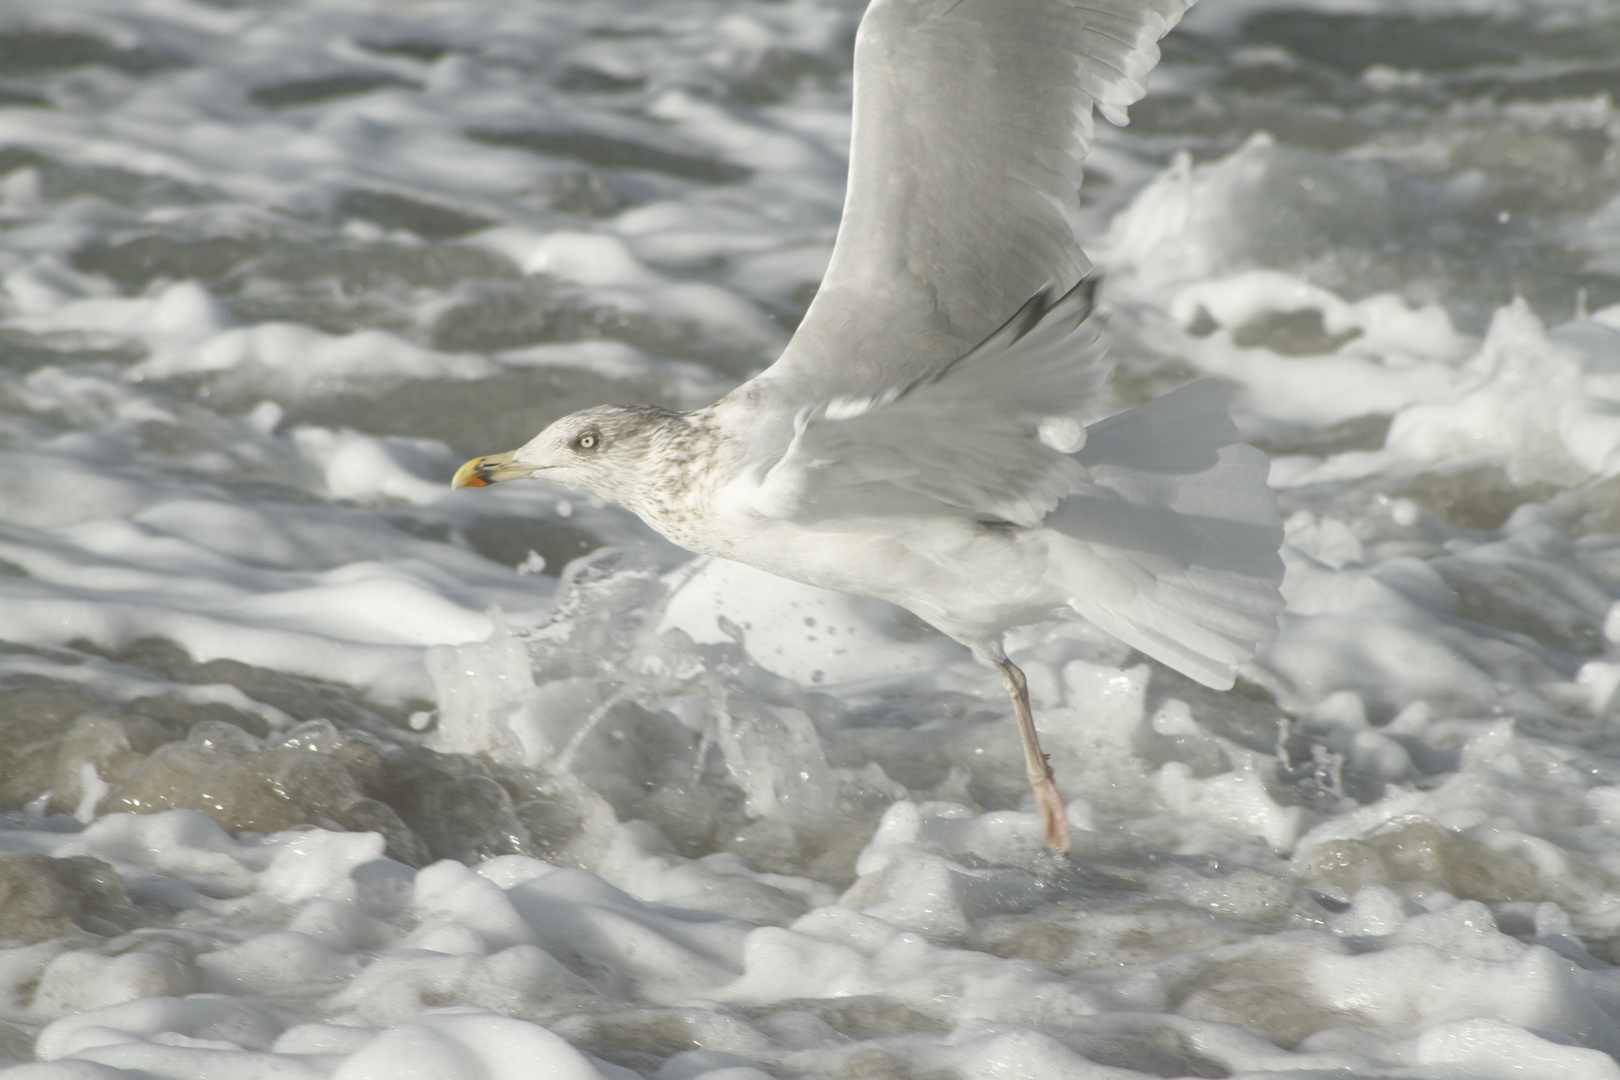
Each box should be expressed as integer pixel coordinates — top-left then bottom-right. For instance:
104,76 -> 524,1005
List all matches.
747,282 -> 1112,527
1053,380 -> 1286,688
767,0 -> 1194,398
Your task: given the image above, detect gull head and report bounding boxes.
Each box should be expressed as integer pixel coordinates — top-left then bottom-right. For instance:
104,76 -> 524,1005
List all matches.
451,404 -> 676,503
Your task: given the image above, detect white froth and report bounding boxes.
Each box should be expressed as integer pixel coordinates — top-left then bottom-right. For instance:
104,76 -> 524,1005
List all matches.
4,0 -> 1620,1077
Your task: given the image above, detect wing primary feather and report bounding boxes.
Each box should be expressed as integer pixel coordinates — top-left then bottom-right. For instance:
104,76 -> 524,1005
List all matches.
923,275 -> 1099,390
737,277 -> 1112,527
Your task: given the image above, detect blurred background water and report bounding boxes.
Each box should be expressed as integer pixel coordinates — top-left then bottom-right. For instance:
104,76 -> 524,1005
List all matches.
5,1 -> 1620,1077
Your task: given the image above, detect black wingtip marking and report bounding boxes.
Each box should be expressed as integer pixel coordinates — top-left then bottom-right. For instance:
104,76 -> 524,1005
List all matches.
1006,275 -> 1100,345
917,274 -> 1104,390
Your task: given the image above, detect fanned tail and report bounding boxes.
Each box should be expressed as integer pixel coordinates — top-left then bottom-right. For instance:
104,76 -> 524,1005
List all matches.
1046,380 -> 1285,689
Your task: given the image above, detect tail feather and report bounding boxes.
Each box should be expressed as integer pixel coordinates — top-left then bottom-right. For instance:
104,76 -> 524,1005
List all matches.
1048,380 -> 1284,689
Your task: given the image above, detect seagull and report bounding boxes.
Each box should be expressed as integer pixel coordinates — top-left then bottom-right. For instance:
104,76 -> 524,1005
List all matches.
453,0 -> 1284,852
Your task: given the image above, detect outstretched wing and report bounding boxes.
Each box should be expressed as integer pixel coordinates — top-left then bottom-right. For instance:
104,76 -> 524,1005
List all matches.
730,281 -> 1112,527
763,0 -> 1194,400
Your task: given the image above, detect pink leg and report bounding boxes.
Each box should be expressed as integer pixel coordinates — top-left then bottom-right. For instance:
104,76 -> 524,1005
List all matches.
997,658 -> 1070,853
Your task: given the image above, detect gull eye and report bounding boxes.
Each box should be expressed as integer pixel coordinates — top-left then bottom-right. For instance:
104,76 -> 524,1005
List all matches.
574,431 -> 600,451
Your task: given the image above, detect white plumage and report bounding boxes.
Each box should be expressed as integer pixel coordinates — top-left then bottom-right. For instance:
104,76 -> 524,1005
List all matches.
736,283 -> 1111,530
455,0 -> 1285,852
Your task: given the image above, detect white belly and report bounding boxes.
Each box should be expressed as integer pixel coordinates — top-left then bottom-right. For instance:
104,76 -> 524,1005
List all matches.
682,511 -> 1063,653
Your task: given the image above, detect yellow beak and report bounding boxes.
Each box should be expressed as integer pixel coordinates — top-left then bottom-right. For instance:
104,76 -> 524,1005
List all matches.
451,450 -> 533,488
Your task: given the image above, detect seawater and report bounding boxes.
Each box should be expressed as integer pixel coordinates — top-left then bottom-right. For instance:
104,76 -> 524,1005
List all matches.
4,0 -> 1620,1077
